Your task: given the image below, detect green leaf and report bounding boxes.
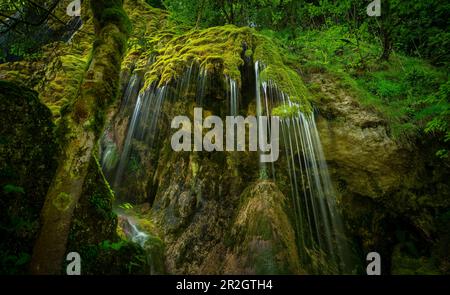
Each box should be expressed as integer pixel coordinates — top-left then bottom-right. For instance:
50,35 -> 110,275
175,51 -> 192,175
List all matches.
436,149 -> 448,159
15,253 -> 31,266
3,184 -> 25,194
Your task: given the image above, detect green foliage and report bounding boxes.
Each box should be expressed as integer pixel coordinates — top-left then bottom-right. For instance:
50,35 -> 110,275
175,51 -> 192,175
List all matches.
292,25 -> 448,147
3,184 -> 25,194
128,155 -> 141,173
161,0 -> 449,67
0,33 -> 43,62
119,202 -> 134,210
163,0 -> 223,27
382,0 -> 450,66
418,80 -> 450,157
89,193 -> 112,217
357,62 -> 447,141
71,240 -> 149,274
100,239 -> 127,251
272,104 -> 304,118
0,252 -> 31,274
0,0 -> 25,11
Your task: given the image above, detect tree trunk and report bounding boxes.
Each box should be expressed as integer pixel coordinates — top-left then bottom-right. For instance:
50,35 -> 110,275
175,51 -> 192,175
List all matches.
195,0 -> 206,29
30,0 -> 129,274
380,0 -> 392,61
380,28 -> 392,61
229,0 -> 234,24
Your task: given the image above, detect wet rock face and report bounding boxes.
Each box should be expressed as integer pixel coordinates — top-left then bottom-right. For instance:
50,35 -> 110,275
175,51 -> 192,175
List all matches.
317,102 -> 418,199
223,181 -> 302,274
312,73 -> 417,199
129,82 -> 301,274
312,73 -> 450,274
150,147 -> 302,274
151,149 -> 244,274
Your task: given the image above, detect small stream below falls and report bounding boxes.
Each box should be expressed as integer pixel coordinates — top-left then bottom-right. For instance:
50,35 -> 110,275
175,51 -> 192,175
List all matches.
117,214 -> 149,247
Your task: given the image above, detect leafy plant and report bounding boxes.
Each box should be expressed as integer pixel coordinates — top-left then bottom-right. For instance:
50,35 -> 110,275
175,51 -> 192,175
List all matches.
128,155 -> 140,173
119,202 -> 134,210
100,240 -> 126,251
3,184 -> 25,194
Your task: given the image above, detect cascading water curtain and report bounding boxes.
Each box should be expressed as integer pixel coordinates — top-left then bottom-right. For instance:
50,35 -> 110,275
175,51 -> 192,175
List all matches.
254,61 -> 354,274
101,58 -> 355,273
113,84 -> 168,189
102,62 -> 211,198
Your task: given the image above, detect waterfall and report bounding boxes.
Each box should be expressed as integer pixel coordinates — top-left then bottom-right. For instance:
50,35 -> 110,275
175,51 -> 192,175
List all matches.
113,85 -> 167,190
254,61 -> 353,274
228,77 -> 238,116
119,73 -> 141,112
255,61 -> 276,178
196,66 -> 208,106
102,62 -> 211,199
100,58 -> 353,274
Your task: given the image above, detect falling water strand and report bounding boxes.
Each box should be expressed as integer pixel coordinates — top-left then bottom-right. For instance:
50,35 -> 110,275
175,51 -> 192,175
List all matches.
119,73 -> 141,111
113,90 -> 145,189
136,86 -> 167,142
254,61 -> 352,274
228,77 -> 238,116
196,67 -> 208,106
255,61 -> 267,176
112,85 -> 167,190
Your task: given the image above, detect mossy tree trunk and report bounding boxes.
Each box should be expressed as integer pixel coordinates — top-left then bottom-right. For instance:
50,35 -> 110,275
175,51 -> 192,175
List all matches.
30,0 -> 130,274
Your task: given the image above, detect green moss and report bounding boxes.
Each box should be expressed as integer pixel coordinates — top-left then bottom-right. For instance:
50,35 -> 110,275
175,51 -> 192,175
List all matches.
254,33 -> 311,111
123,2 -> 313,112
272,104 -> 305,118
143,25 -> 254,88
143,234 -> 165,274
53,192 -> 72,211
91,0 -> 132,36
190,154 -> 199,178
229,180 -> 302,274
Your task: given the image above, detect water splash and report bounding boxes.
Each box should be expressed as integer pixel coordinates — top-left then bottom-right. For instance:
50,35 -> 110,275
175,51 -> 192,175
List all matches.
118,214 -> 149,247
